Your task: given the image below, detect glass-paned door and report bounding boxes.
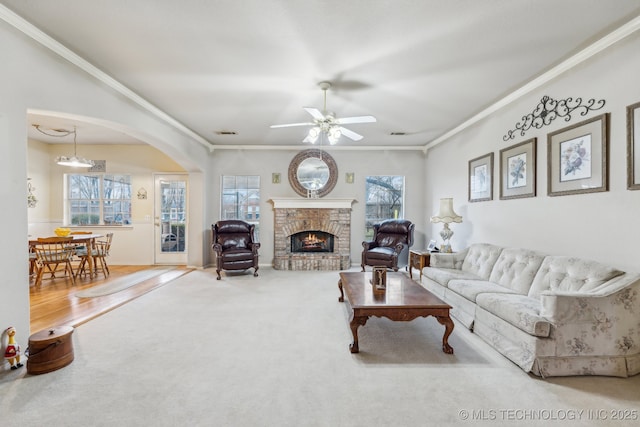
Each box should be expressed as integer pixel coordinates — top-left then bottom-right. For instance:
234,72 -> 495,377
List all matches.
155,174 -> 188,264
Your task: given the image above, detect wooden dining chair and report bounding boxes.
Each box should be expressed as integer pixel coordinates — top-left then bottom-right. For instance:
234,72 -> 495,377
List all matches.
77,233 -> 113,278
28,240 -> 38,280
93,233 -> 114,277
33,237 -> 76,286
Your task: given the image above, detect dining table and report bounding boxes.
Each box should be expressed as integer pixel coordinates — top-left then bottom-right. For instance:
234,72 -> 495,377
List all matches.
31,233 -> 104,280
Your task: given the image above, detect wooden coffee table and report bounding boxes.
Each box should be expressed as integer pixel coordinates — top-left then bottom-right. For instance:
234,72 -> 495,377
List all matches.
338,271 -> 454,354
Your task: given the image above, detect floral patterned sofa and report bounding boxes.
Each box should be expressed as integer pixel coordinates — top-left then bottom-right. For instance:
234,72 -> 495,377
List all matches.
421,243 -> 640,377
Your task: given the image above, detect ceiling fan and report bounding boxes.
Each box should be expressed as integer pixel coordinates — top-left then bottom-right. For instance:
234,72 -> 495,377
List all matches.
270,81 -> 376,144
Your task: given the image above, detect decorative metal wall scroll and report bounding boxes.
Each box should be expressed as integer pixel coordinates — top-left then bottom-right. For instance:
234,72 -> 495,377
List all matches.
503,96 -> 606,141
27,178 -> 37,208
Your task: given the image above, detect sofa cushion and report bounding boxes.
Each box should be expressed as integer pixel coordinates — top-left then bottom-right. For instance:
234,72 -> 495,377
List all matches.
423,267 -> 480,287
448,279 -> 518,302
461,243 -> 503,280
217,221 -> 252,234
528,256 -> 624,298
220,248 -> 254,261
488,248 -> 546,295
366,246 -> 397,260
218,234 -> 249,250
376,234 -> 405,248
476,293 -> 551,337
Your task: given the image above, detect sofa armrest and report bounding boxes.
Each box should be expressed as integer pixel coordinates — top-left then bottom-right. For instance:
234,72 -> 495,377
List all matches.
539,277 -> 640,357
249,242 -> 261,253
394,243 -> 406,254
362,241 -> 377,250
430,248 -> 468,270
540,274 -> 640,300
212,243 -> 223,253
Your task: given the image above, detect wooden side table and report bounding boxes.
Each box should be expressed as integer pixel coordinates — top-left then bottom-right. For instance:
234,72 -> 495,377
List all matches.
409,250 -> 431,281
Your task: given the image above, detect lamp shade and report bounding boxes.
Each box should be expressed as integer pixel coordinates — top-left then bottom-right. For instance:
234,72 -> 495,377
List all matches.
430,198 -> 462,224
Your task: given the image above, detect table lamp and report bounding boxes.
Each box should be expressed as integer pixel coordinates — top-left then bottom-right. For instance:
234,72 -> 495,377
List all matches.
430,198 -> 462,253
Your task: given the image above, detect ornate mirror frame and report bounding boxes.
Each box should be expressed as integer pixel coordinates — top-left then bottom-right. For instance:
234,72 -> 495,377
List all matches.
288,149 -> 338,197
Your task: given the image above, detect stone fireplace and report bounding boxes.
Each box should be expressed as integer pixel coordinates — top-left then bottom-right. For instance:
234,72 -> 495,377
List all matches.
270,198 -> 354,270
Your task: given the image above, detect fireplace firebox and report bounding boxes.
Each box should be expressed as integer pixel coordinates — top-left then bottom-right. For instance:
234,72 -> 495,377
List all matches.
290,230 -> 334,253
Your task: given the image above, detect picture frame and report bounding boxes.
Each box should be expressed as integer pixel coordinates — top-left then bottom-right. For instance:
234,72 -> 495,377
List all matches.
627,102 -> 640,190
371,266 -> 387,290
88,160 -> 106,173
499,138 -> 536,200
345,172 -> 355,184
547,113 -> 609,197
468,152 -> 493,202
426,239 -> 438,252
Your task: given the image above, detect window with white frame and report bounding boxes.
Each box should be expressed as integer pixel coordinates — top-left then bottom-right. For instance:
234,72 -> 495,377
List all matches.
66,174 -> 132,225
221,175 -> 260,238
364,175 -> 405,239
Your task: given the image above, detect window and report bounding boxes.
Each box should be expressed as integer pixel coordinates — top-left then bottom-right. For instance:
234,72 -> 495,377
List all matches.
221,175 -> 260,237
159,179 -> 187,253
364,175 -> 405,239
66,174 -> 132,225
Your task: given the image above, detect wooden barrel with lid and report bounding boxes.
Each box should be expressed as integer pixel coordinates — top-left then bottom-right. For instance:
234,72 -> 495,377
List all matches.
27,326 -> 74,375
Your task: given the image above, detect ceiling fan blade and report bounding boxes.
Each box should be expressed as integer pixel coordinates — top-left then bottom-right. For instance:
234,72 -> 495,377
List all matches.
270,122 -> 314,128
304,107 -> 326,121
338,126 -> 364,141
334,115 -> 377,125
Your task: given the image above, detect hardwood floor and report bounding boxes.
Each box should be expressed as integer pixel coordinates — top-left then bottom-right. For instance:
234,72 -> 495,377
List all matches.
29,265 -> 193,333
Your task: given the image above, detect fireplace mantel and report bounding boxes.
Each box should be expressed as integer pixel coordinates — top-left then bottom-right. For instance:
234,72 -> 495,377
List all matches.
269,198 -> 356,209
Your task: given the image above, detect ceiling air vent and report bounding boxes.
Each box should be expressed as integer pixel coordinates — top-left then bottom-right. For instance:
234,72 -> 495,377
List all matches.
390,132 -> 406,136
216,131 -> 237,135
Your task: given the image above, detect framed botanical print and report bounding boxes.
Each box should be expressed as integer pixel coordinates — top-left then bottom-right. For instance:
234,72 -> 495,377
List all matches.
499,138 -> 536,200
627,102 -> 640,190
547,113 -> 609,197
468,152 -> 493,202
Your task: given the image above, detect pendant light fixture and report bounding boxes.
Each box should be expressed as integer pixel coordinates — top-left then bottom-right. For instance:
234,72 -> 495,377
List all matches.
34,124 -> 94,168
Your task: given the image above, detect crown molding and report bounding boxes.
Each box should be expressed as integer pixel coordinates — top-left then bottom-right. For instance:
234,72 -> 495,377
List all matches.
424,14 -> 640,151
0,5 -> 214,152
4,5 -> 638,155
209,144 -> 424,151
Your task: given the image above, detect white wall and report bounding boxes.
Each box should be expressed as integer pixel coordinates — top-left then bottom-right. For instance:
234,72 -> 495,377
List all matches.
0,20 -> 210,343
209,148 -> 427,266
426,31 -> 640,273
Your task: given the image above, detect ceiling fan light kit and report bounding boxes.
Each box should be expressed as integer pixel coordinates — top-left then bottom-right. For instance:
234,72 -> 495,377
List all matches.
271,81 -> 376,145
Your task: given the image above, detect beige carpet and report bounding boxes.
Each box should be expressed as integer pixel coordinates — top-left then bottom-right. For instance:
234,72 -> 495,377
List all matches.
2,267 -> 639,426
75,267 -> 176,297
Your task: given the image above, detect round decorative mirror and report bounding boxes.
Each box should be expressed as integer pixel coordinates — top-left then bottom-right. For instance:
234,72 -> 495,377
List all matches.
288,149 -> 338,197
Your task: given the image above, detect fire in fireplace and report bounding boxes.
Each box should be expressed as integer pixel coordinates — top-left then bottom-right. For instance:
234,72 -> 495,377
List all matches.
290,230 -> 334,253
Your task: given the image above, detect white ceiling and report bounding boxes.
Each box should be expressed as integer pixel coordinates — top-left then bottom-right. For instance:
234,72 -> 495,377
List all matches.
3,0 -> 640,148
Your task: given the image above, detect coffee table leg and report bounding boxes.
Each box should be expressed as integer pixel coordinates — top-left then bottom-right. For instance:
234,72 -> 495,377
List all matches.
436,316 -> 455,354
338,278 -> 344,302
349,315 -> 368,353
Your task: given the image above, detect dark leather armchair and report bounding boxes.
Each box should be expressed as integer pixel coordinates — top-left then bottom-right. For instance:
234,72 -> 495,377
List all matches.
212,220 -> 260,280
361,219 -> 414,272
